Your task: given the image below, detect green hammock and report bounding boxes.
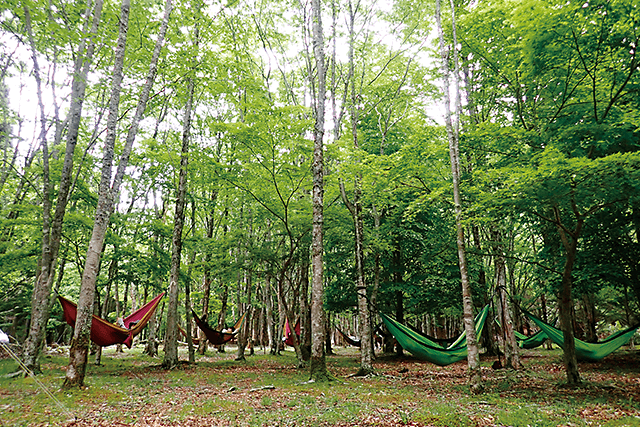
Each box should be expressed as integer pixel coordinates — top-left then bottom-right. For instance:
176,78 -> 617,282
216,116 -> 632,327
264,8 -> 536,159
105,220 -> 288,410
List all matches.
379,305 -> 490,366
514,329 -> 548,349
523,311 -> 639,362
446,305 -> 490,349
496,317 -> 549,349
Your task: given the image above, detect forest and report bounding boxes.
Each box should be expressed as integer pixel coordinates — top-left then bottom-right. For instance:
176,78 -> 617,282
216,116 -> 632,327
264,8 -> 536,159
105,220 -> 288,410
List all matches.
0,0 -> 639,423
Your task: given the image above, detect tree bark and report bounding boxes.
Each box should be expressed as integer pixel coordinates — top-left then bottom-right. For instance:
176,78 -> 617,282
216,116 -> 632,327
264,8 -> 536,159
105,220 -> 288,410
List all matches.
370,205 -> 382,355
185,248 -> 196,364
198,190 -> 217,355
631,204 -> 640,309
309,0 -> 329,382
63,0 -> 172,387
145,194 -> 167,359
163,33 -> 195,369
492,229 -> 521,369
63,0 -> 128,388
554,205 -> 581,385
216,283 -> 228,353
236,270 -> 253,362
23,0 -> 104,374
265,276 -> 277,355
435,0 -> 482,393
394,249 -> 404,357
582,294 -> 597,343
299,255 -> 312,362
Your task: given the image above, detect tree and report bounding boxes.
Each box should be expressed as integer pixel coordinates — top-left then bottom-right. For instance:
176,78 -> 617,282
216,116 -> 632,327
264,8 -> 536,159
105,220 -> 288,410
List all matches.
458,0 -> 640,385
23,0 -> 104,374
64,0 -> 173,387
217,103 -> 313,366
309,0 -> 330,382
337,0 -> 375,377
63,0 -> 129,387
164,3 -> 198,370
491,228 -> 521,369
435,0 -> 482,393
496,150 -> 640,383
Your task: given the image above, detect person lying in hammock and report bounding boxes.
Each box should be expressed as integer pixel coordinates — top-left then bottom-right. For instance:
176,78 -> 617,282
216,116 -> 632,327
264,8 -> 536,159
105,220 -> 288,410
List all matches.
116,318 -> 139,330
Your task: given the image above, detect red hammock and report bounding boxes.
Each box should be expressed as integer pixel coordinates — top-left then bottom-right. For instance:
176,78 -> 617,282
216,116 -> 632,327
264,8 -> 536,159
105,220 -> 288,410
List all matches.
58,292 -> 165,348
336,327 -> 361,347
191,310 -> 247,346
283,318 -> 300,347
178,325 -> 200,345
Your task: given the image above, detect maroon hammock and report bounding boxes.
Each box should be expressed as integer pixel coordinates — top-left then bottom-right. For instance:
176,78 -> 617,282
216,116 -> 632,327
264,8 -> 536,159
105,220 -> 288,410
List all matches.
336,327 -> 361,347
191,310 -> 247,346
58,292 -> 165,348
284,318 -> 301,347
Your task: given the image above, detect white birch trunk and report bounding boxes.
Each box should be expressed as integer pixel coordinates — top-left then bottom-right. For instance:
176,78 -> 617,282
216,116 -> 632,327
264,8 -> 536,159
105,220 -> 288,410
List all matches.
64,0 -> 173,386
23,0 -> 104,373
63,0 -> 129,387
164,49 -> 195,369
435,0 -> 482,393
309,0 -> 329,382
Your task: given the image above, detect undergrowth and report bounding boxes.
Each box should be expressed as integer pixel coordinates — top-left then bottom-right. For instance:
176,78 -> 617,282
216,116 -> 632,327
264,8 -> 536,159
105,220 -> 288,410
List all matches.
1,345 -> 639,426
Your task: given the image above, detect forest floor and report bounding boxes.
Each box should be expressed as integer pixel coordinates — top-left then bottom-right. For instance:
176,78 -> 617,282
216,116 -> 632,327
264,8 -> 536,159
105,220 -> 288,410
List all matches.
1,343 -> 639,427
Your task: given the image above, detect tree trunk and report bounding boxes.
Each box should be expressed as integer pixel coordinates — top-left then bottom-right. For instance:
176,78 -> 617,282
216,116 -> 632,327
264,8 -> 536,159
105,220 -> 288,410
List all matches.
582,294 -> 597,343
394,249 -> 404,357
145,309 -> 159,357
435,0 -> 482,393
21,6 -> 51,370
95,257 -> 117,365
370,206 -> 382,356
64,0 -> 172,387
236,270 -> 253,361
198,270 -> 211,355
299,256 -> 312,362
114,267 -> 124,354
62,0 -> 126,388
309,0 -> 329,382
163,32 -> 194,369
631,204 -> 640,309
543,202 -> 583,385
474,226 -> 500,358
557,228 -> 581,383
492,229 -> 521,369
325,313 -> 334,355
23,0 -> 104,374
265,276 -> 277,355
559,257 -> 580,384
198,190 -> 217,355
185,248 -> 196,364
216,283 -> 228,353
144,161 -> 169,359
339,181 -> 373,376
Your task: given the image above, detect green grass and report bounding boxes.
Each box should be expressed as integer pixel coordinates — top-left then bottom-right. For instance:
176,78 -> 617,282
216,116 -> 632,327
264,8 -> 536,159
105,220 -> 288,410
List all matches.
1,346 -> 639,426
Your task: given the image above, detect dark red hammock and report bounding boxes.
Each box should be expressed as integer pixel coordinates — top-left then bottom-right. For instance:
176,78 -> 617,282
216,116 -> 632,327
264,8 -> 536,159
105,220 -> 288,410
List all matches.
58,292 -> 165,348
284,318 -> 300,347
336,327 -> 361,347
191,310 -> 247,346
178,325 -> 200,345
